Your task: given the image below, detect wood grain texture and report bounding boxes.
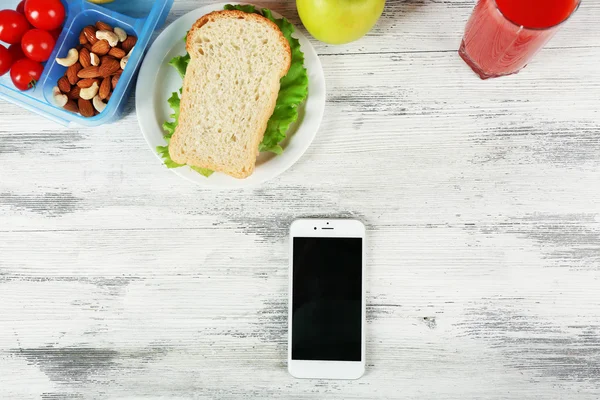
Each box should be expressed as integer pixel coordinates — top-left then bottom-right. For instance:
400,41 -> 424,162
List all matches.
1,0 -> 600,398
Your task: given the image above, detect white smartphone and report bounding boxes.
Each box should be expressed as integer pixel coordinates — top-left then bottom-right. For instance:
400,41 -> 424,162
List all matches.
288,219 -> 366,380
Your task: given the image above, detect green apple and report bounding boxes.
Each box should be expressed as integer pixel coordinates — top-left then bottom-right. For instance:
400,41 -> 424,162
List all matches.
296,0 -> 386,45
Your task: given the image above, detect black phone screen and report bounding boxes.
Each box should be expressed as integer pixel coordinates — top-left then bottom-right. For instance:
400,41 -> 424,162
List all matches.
292,237 -> 363,362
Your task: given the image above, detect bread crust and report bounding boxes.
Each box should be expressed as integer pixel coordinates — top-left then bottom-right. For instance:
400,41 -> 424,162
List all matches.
168,10 -> 292,179
187,10 -> 291,74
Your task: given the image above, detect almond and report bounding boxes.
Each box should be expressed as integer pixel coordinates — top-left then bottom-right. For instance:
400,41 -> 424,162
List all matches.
78,98 -> 94,118
68,86 -> 81,100
91,40 -> 110,56
121,35 -> 137,53
99,77 -> 111,100
111,73 -> 120,90
79,47 -> 91,68
63,100 -> 79,113
79,31 -> 88,45
108,47 -> 126,59
83,26 -> 98,45
95,21 -> 113,31
99,57 -> 120,77
78,66 -> 101,79
83,43 -> 93,51
77,78 -> 99,88
105,91 -> 112,102
66,63 -> 82,85
57,76 -> 71,93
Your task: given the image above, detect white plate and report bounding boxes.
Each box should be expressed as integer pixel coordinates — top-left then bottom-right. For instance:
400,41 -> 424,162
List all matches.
136,3 -> 326,188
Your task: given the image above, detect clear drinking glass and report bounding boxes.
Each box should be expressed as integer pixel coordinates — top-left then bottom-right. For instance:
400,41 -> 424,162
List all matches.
459,0 -> 581,79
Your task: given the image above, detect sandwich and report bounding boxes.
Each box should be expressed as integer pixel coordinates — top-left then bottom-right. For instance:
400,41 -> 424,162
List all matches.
158,5 -> 309,179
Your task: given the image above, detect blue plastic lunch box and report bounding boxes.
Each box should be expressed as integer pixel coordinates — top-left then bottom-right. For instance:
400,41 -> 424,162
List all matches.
0,0 -> 174,126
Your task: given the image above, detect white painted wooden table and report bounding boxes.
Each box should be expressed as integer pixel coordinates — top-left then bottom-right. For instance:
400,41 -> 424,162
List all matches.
1,0 -> 599,398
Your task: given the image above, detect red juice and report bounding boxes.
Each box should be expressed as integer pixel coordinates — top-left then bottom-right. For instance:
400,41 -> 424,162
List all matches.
459,0 -> 580,79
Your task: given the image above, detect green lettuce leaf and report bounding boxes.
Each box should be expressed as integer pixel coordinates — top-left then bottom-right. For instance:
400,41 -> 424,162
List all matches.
190,166 -> 215,176
157,141 -> 213,177
162,91 -> 181,137
258,8 -> 309,154
159,4 -> 308,175
168,54 -> 190,79
223,4 -> 257,13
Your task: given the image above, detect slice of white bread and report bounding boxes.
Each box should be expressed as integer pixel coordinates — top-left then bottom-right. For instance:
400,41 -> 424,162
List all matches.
169,10 -> 292,179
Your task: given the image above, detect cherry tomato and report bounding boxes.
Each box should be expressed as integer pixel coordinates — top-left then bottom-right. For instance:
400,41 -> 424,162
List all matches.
16,1 -> 26,14
0,45 -> 12,76
24,0 -> 65,31
8,43 -> 25,61
0,9 -> 30,44
10,58 -> 44,91
21,29 -> 55,62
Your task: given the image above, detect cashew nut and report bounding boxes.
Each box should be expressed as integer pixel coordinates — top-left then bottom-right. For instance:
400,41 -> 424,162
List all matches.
93,95 -> 107,113
120,47 -> 134,70
90,53 -> 100,66
56,48 -> 79,67
80,82 -> 99,100
53,86 -> 68,107
114,27 -> 127,42
96,30 -> 119,47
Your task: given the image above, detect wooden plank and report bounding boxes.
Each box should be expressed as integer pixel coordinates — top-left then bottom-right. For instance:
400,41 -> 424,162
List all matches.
1,49 -> 599,230
0,225 -> 598,398
166,0 -> 600,55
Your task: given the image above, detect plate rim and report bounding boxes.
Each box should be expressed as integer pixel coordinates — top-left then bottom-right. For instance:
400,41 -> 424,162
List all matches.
135,2 -> 326,189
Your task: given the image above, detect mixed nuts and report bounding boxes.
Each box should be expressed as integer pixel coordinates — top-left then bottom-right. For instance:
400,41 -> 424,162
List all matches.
53,21 -> 136,118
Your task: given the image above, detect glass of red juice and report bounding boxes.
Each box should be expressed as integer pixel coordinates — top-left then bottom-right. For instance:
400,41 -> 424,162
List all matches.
459,0 -> 581,79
